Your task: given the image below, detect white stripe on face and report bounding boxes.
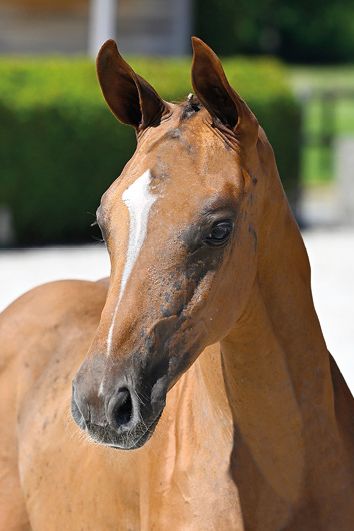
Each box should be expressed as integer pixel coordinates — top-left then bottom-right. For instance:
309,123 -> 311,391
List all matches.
106,169 -> 157,355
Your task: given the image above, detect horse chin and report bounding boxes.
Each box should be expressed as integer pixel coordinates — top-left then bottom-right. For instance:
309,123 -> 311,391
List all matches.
108,426 -> 153,451
86,409 -> 164,451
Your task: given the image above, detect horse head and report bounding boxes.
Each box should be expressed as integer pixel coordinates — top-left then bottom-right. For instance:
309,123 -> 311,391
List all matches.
72,38 -> 269,449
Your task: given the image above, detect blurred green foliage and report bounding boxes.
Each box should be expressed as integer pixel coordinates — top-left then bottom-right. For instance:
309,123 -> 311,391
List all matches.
0,57 -> 301,244
195,0 -> 354,64
291,66 -> 354,184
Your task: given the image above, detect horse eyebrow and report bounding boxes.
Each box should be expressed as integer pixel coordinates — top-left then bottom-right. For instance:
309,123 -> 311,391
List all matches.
199,194 -> 238,218
96,205 -> 103,223
95,205 -> 108,237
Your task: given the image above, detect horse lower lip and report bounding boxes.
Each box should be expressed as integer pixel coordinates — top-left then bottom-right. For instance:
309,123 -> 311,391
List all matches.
109,410 -> 163,451
108,430 -> 151,451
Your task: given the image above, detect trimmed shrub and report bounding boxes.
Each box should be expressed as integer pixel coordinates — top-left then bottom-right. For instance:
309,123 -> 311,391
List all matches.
0,56 -> 301,245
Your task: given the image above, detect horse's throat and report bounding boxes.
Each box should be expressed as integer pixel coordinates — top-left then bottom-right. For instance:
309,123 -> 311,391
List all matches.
222,284 -> 307,505
218,222 -> 351,527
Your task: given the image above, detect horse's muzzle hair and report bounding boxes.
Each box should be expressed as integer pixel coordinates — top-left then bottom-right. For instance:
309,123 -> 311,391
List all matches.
71,354 -> 167,450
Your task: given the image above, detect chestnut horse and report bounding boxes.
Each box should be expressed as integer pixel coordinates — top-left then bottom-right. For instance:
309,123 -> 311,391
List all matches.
1,38 -> 354,530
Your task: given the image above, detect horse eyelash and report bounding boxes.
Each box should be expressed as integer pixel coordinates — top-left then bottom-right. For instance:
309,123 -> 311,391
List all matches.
90,218 -> 106,244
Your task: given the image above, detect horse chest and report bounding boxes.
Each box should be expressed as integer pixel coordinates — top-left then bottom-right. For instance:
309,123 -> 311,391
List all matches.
21,421 -> 240,531
19,363 -> 240,531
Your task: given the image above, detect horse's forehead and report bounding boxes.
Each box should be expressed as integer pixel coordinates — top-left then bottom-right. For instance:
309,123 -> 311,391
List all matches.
143,120 -> 233,183
103,109 -> 238,217
154,114 -> 219,160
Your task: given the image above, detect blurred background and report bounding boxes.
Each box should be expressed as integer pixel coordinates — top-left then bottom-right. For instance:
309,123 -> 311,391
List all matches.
0,0 -> 353,390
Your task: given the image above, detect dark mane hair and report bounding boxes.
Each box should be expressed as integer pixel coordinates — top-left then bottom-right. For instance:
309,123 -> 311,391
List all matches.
180,94 -> 202,120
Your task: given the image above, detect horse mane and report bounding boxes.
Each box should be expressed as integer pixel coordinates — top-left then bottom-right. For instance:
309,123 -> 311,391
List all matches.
180,93 -> 202,121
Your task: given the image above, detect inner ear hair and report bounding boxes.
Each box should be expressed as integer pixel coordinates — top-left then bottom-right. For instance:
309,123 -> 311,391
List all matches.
97,40 -> 169,130
191,37 -> 239,130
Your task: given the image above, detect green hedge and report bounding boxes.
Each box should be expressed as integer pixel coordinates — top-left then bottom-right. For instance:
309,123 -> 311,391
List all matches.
195,0 -> 354,64
0,57 -> 301,245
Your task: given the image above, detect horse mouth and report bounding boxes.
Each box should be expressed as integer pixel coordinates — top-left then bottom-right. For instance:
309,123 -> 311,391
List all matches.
110,410 -> 163,450
83,410 -> 163,451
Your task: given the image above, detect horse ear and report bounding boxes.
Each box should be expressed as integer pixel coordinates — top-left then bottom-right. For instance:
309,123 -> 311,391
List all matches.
97,40 -> 169,129
191,37 -> 244,130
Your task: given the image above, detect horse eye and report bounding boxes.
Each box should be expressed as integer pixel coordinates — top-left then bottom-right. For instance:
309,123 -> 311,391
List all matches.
204,220 -> 233,247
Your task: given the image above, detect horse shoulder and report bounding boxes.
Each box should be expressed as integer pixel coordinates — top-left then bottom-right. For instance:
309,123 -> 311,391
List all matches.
1,278 -> 106,363
1,277 -> 108,411
0,279 -> 109,530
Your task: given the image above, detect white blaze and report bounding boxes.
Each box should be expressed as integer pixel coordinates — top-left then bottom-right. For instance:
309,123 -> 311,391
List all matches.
106,169 -> 157,355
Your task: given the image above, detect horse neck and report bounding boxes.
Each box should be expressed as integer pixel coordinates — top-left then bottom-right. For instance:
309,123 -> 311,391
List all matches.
217,166 -> 354,526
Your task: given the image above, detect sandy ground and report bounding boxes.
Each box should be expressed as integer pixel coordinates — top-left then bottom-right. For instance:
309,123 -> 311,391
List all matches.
1,228 -> 353,393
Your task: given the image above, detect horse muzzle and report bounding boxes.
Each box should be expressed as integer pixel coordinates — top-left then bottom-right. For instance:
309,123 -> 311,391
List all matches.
71,373 -> 166,450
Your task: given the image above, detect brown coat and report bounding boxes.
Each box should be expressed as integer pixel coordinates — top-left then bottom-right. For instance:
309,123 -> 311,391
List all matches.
0,38 -> 353,530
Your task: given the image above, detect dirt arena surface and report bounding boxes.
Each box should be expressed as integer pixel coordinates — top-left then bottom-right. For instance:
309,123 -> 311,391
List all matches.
1,227 -> 353,393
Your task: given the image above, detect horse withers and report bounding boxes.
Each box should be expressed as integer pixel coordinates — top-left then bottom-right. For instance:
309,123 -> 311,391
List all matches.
0,38 -> 353,530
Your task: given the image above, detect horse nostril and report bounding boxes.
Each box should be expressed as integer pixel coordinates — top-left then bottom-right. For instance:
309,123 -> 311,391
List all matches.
108,387 -> 133,429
